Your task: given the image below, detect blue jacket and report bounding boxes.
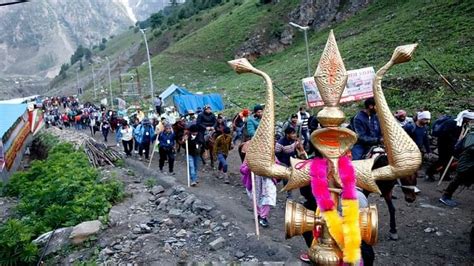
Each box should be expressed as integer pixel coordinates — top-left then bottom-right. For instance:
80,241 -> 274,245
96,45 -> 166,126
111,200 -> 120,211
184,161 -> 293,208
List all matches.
403,123 -> 431,153
158,131 -> 175,149
133,124 -> 156,144
247,115 -> 261,138
353,110 -> 381,146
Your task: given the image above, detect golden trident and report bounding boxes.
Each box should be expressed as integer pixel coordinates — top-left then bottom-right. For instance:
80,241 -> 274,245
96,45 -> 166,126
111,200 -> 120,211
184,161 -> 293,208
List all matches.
228,30 -> 421,265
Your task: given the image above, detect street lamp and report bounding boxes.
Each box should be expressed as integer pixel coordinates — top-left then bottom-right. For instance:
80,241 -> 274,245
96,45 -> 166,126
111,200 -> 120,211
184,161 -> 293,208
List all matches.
90,63 -> 97,99
139,28 -> 155,99
106,56 -> 114,109
289,22 -> 311,77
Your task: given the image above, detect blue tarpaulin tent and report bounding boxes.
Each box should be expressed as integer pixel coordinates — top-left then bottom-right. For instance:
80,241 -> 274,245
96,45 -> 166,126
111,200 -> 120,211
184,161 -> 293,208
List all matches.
173,94 -> 225,115
159,84 -> 192,106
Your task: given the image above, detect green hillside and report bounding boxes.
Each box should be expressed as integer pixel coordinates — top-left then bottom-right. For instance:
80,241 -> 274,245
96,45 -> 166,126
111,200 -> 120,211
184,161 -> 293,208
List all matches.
59,0 -> 473,118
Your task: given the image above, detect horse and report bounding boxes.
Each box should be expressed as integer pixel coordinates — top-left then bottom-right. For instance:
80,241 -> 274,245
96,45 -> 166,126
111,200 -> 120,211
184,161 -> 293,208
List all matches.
172,119 -> 187,153
363,145 -> 418,241
200,129 -> 217,168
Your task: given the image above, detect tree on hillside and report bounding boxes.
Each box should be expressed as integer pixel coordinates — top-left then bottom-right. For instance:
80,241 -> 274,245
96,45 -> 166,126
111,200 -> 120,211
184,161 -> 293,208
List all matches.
70,45 -> 85,65
84,48 -> 92,61
59,63 -> 69,79
150,12 -> 165,29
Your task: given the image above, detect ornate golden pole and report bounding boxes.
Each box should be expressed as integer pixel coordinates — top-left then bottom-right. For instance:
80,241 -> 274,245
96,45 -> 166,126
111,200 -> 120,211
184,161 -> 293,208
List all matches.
228,30 -> 420,265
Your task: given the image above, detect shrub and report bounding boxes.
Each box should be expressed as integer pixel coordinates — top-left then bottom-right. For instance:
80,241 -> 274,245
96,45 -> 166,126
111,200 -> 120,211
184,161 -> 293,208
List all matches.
0,141 -> 124,264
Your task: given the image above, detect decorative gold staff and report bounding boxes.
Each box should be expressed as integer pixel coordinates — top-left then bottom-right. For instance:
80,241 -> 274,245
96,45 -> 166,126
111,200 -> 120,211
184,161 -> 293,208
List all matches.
229,30 -> 421,265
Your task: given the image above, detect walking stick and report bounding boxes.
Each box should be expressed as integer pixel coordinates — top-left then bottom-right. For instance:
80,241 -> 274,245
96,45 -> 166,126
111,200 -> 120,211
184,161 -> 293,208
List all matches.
148,140 -> 157,169
185,139 -> 190,187
423,58 -> 458,95
437,126 -> 468,185
250,172 -> 260,239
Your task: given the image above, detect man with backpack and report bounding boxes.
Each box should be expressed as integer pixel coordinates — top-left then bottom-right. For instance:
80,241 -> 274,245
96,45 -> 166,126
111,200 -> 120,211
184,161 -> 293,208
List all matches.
426,110 -> 474,181
232,108 -> 250,145
133,118 -> 156,161
439,122 -> 474,207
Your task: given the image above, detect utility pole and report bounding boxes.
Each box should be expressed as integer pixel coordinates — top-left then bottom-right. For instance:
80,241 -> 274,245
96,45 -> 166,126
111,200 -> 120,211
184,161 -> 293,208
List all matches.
106,56 -> 114,109
289,22 -> 311,77
140,28 -> 155,99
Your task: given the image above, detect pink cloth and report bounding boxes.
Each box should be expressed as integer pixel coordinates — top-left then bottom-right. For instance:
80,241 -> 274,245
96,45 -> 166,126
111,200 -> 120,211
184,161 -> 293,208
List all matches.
240,161 -> 252,191
339,156 -> 357,200
257,205 -> 270,218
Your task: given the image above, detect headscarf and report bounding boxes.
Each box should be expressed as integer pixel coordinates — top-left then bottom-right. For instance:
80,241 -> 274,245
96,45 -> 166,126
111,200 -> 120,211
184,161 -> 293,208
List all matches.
395,110 -> 407,118
417,111 -> 431,120
454,110 -> 474,127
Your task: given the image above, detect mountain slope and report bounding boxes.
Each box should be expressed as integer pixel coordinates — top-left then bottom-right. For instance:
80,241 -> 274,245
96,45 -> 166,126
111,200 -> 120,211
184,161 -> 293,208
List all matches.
57,0 -> 473,117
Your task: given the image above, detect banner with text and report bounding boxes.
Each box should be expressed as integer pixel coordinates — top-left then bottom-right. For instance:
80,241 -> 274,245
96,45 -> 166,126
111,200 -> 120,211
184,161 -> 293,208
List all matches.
303,67 -> 375,107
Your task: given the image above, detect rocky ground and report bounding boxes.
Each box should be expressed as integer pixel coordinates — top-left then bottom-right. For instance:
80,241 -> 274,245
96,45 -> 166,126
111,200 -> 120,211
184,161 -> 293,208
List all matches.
2,127 -> 474,265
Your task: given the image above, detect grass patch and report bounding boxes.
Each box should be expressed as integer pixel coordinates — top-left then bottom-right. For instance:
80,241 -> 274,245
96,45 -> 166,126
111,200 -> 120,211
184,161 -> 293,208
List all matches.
0,137 -> 124,265
58,0 -> 473,119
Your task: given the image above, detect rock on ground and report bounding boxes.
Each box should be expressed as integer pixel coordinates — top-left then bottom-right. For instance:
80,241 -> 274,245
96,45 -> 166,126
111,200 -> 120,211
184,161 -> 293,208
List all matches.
33,227 -> 73,256
69,220 -> 102,245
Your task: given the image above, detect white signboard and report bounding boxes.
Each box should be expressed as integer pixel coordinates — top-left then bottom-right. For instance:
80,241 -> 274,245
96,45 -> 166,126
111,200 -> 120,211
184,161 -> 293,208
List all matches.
303,67 -> 375,107
116,98 -> 127,110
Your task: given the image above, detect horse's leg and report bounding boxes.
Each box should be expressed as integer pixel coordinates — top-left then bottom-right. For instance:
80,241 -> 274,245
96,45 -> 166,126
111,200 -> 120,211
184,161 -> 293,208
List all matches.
209,145 -> 214,168
384,190 -> 398,240
200,146 -> 206,165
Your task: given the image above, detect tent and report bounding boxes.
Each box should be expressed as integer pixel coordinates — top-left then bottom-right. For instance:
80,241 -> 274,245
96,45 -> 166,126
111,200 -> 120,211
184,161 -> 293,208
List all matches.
173,93 -> 225,115
159,84 -> 192,106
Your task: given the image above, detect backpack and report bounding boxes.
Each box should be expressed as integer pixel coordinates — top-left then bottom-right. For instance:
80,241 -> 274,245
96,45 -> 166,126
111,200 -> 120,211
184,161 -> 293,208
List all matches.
431,115 -> 452,137
463,131 -> 474,150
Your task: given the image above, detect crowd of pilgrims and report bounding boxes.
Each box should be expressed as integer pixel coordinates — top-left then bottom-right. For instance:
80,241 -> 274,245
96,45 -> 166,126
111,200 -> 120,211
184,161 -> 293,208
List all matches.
41,95 -> 474,264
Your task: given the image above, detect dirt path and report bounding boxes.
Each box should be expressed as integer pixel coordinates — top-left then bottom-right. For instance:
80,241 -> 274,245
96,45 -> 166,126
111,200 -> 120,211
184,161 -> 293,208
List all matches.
87,130 -> 474,264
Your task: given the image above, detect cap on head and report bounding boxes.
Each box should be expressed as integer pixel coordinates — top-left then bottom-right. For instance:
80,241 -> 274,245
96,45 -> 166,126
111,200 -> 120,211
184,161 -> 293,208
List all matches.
253,104 -> 263,113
